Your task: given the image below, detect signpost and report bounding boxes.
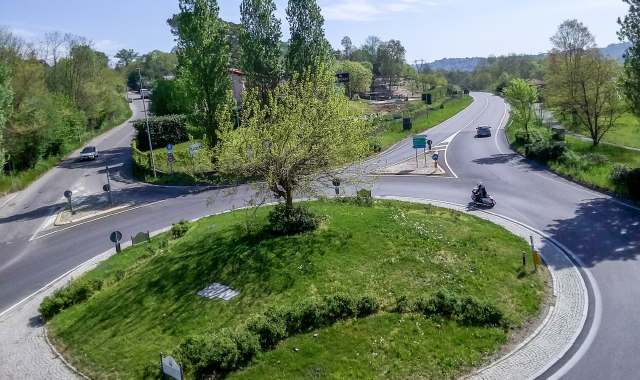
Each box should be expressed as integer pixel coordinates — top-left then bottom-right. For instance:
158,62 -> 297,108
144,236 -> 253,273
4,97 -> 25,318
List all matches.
413,136 -> 427,167
332,178 -> 340,195
167,144 -> 174,177
189,142 -> 202,156
432,153 -> 439,169
105,166 -> 114,206
336,72 -> 350,83
110,231 -> 123,253
160,353 -> 184,380
63,190 -> 74,214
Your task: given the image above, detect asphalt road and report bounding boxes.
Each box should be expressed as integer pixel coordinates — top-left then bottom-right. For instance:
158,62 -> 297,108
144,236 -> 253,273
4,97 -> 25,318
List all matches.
0,92 -> 639,379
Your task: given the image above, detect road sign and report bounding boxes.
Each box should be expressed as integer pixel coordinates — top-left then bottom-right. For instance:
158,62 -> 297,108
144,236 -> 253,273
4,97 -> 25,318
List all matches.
110,231 -> 122,243
336,73 -> 350,83
413,136 -> 426,149
63,190 -> 72,199
427,139 -> 432,149
432,153 -> 439,161
168,154 -> 174,164
103,184 -> 110,192
166,144 -> 173,152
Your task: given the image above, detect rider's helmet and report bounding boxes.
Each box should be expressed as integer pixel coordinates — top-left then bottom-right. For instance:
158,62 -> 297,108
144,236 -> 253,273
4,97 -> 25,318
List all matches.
477,181 -> 483,187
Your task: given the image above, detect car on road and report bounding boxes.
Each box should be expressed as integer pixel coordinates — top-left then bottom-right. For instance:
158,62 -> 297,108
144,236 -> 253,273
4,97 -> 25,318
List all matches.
80,146 -> 98,161
476,125 -> 491,137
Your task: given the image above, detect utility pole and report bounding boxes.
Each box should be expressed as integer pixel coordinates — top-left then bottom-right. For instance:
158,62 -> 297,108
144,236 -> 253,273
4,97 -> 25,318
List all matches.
137,68 -> 157,178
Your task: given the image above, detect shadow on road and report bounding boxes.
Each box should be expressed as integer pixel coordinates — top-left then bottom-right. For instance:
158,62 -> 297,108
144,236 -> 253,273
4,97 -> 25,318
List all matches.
544,198 -> 640,269
472,153 -> 520,165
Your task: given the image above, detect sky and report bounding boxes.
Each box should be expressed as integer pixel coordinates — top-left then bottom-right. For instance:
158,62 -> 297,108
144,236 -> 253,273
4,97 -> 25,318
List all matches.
0,0 -> 632,64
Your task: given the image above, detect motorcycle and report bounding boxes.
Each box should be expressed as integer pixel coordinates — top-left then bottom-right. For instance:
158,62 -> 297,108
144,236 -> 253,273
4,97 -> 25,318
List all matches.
471,188 -> 496,207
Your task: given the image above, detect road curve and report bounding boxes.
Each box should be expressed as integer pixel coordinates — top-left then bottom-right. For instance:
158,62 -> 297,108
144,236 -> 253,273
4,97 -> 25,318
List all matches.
0,92 -> 638,379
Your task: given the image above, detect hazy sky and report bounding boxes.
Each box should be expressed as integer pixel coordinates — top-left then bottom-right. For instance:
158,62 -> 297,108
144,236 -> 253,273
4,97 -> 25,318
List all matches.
0,0 -> 632,63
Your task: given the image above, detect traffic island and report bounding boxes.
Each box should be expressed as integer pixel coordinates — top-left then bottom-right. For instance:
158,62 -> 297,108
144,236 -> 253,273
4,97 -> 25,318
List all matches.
377,151 -> 446,175
54,199 -> 136,226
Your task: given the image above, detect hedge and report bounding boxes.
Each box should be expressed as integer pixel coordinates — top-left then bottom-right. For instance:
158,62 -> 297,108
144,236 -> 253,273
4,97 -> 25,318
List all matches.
39,279 -> 104,321
134,114 -> 189,151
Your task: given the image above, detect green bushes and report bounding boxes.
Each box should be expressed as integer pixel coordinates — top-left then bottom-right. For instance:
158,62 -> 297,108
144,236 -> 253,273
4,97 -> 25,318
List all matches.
524,138 -> 567,163
179,294 -> 380,378
39,279 -> 104,321
171,219 -> 191,239
608,164 -> 640,200
268,204 -> 319,235
395,290 -> 506,328
134,114 -> 189,151
178,329 -> 260,377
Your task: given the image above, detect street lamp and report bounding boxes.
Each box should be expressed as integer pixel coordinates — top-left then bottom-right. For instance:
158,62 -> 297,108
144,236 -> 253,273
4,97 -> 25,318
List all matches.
136,67 -> 157,178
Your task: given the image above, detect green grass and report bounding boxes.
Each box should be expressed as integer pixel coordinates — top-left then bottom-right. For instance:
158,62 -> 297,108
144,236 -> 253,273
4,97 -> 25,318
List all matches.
552,110 -> 640,149
378,96 -> 473,151
48,200 -> 545,380
506,121 -> 640,191
0,103 -> 133,196
348,99 -> 375,115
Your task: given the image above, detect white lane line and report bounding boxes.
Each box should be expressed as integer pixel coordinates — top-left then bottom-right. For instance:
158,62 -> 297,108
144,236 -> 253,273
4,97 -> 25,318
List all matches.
0,192 -> 19,213
114,129 -> 135,147
29,206 -> 65,241
494,100 -> 509,154
443,93 -> 491,178
29,199 -> 167,241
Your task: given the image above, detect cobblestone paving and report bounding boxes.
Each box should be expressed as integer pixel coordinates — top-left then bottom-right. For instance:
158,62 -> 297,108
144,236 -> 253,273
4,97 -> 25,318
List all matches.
0,227 -> 172,380
0,197 -> 587,380
381,197 -> 587,380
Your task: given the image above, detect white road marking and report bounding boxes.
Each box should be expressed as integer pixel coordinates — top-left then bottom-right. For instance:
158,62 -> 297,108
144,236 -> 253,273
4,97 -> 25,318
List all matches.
0,192 -> 19,214
29,199 -> 167,241
494,101 -> 509,154
443,93 -> 491,178
29,206 -> 65,241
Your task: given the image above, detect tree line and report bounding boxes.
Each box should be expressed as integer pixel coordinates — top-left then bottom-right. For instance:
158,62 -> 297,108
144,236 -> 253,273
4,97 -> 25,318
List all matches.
0,27 -> 129,172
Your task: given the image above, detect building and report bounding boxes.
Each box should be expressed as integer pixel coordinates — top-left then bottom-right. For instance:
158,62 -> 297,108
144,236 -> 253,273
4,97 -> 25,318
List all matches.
230,68 -> 246,105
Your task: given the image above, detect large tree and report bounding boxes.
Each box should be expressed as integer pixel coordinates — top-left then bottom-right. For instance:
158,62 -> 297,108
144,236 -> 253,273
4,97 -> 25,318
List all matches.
239,0 -> 283,105
545,21 -> 624,146
175,0 -> 234,147
114,49 -> 139,68
503,78 -> 538,133
340,36 -> 353,60
285,0 -> 331,75
618,0 -> 640,120
215,63 -> 374,214
335,60 -> 372,98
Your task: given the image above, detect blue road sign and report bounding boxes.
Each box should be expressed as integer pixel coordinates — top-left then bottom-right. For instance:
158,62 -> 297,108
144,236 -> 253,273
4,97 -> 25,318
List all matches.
413,144 -> 426,149
432,154 -> 439,161
166,144 -> 173,152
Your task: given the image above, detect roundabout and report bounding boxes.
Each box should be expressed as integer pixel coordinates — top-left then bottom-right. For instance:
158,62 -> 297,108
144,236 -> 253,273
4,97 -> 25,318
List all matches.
0,93 -> 638,379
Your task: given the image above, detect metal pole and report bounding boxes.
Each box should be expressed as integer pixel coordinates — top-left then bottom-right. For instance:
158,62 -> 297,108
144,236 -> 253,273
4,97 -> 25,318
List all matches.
106,166 -> 113,206
138,68 -> 157,178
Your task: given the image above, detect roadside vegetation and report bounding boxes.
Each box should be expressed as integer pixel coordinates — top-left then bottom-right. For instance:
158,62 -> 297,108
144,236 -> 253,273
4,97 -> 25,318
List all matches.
45,199 -> 546,379
503,18 -> 640,201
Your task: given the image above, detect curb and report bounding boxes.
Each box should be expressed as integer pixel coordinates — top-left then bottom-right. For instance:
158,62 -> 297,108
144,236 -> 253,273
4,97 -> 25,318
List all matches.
54,202 -> 136,226
1,196 -> 588,379
378,196 -> 590,380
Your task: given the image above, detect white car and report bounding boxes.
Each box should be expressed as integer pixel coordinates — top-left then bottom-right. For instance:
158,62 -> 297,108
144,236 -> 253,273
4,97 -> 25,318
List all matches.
80,146 -> 99,161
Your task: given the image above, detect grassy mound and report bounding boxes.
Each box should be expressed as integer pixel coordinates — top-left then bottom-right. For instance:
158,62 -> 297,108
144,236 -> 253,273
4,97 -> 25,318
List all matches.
47,200 -> 545,379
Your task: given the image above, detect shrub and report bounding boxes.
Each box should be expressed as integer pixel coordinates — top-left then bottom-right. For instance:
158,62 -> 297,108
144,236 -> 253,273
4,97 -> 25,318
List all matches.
609,163 -> 631,187
171,219 -> 190,239
134,114 -> 189,151
246,315 -> 287,349
394,294 -> 414,313
457,296 -> 505,327
268,204 -> 319,235
559,150 -> 586,172
524,138 -> 567,163
626,168 -> 640,200
179,329 -> 260,377
356,295 -> 380,317
323,293 -> 358,322
515,131 -> 531,145
39,279 -> 104,321
424,290 -> 459,317
582,153 -> 609,166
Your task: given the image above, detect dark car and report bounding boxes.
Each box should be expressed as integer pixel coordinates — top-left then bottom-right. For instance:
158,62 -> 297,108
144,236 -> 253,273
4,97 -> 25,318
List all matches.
476,125 -> 491,137
80,146 -> 99,161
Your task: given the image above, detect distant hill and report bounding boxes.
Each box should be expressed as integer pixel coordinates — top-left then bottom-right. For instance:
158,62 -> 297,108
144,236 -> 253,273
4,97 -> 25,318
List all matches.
425,43 -> 631,72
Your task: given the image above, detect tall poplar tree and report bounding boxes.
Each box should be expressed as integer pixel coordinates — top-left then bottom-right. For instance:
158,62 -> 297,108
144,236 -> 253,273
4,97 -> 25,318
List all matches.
239,0 -> 283,105
175,0 -> 233,147
285,0 -> 331,76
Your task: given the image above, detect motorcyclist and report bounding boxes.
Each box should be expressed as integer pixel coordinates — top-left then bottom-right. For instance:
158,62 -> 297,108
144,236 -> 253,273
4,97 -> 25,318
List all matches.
475,182 -> 487,200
